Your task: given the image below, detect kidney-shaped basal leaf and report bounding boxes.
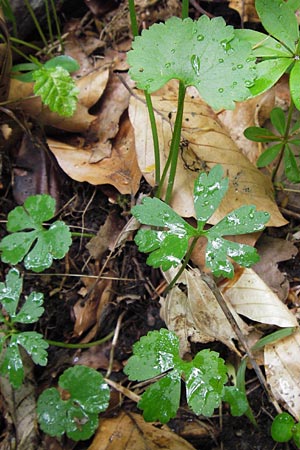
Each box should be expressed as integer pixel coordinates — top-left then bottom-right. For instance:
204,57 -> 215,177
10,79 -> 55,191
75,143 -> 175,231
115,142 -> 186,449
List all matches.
33,65 -> 79,117
0,194 -> 72,272
128,16 -> 256,110
37,365 -> 110,440
124,328 -> 180,381
0,267 -> 23,317
138,371 -> 181,423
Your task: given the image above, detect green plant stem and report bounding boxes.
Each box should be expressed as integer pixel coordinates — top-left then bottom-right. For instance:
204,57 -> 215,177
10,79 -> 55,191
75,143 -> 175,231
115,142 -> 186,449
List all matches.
24,0 -> 49,51
128,0 -> 139,37
71,232 -> 95,238
44,0 -> 53,45
272,98 -> 295,182
145,92 -> 161,185
165,236 -> 198,292
50,0 -> 63,51
46,330 -> 114,349
164,81 -> 186,204
181,0 -> 189,19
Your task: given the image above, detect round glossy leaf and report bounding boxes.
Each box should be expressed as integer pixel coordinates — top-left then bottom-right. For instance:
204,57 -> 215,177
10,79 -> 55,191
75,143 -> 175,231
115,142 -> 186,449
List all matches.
66,405 -> 99,441
37,388 -> 68,437
271,412 -> 294,442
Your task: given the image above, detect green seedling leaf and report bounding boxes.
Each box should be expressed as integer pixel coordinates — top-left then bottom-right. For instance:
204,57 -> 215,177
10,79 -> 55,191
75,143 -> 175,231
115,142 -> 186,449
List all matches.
37,365 -> 110,440
292,422 -> 300,448
255,0 -> 299,53
128,16 -> 256,110
33,65 -> 79,117
14,292 -> 44,324
270,107 -> 286,135
284,145 -> 300,182
14,332 -> 48,366
44,55 -> 80,73
271,412 -> 295,442
257,144 -> 283,168
251,327 -> 296,352
222,386 -> 248,416
132,166 -> 269,278
0,194 -> 72,272
244,126 -> 279,142
125,329 -> 228,423
0,340 -> 24,388
0,267 -> 22,317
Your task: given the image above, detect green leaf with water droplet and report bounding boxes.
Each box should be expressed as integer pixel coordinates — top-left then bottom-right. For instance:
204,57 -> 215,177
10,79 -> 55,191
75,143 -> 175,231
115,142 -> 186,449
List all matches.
0,340 -> 24,388
125,329 -> 228,423
37,365 -> 110,440
0,194 -> 72,272
14,292 -> 44,324
14,332 -> 48,366
33,65 -> 79,117
0,267 -> 23,317
128,16 -> 256,109
271,412 -> 295,442
222,386 -> 249,416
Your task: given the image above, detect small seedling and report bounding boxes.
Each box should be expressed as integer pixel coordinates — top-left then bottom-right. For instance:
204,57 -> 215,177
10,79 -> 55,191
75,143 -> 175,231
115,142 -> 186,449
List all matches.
0,268 -> 48,388
132,165 -> 270,278
0,194 -> 72,272
37,365 -> 110,440
271,412 -> 300,447
11,55 -> 80,116
124,328 -> 248,423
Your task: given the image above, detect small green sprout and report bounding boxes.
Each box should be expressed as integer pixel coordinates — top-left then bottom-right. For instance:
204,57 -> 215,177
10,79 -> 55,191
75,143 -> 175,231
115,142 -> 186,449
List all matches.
0,268 -> 48,388
0,194 -> 72,272
271,412 -> 300,448
37,365 -> 110,441
124,328 -> 247,423
132,165 -> 270,278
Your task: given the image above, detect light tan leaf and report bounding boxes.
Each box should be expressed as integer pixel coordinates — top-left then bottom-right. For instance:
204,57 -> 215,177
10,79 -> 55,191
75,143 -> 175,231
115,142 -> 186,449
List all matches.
48,115 -> 142,194
222,268 -> 298,327
229,0 -> 259,23
264,329 -> 300,420
160,268 -> 250,355
88,412 -> 197,450
129,83 -> 286,226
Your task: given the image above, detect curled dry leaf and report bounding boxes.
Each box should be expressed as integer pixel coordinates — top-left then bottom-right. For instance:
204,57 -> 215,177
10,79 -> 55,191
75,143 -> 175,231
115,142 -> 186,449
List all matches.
88,411 -> 197,450
222,268 -> 298,327
160,268 -> 250,355
264,329 -> 300,421
229,0 -> 259,23
48,115 -> 142,194
129,82 -> 286,226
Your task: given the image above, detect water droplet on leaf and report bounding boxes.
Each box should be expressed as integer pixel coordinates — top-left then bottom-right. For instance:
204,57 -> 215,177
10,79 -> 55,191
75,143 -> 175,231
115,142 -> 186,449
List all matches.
237,64 -> 243,69
218,88 -> 224,93
197,34 -> 204,41
218,58 -> 224,63
245,80 -> 254,88
171,48 -> 175,54
165,62 -> 171,69
191,54 -> 201,76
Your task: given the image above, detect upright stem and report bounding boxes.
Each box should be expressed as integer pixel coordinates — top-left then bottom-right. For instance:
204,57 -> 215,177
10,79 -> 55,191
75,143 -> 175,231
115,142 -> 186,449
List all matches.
24,0 -> 49,51
164,81 -> 186,204
128,0 -> 161,185
181,0 -> 189,19
272,98 -> 294,182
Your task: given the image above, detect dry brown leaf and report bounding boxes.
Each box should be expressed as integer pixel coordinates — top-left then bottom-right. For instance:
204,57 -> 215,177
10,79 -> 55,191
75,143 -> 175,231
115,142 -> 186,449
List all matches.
88,411 -> 197,450
160,268 -> 250,355
229,0 -> 259,23
218,89 -> 275,163
129,83 -> 286,226
48,115 -> 142,194
253,236 -> 297,301
8,67 -> 109,132
222,268 -> 298,327
264,329 -> 300,420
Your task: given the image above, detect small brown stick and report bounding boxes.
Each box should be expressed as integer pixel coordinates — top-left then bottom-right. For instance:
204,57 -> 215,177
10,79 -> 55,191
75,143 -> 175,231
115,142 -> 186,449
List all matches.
106,311 -> 126,378
104,378 -> 141,403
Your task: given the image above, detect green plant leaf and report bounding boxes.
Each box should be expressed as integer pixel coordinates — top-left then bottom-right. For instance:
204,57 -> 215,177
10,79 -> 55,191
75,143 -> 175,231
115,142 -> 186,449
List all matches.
125,329 -> 228,422
128,16 -> 256,109
270,107 -> 286,135
271,412 -> 295,442
0,194 -> 72,272
244,126 -> 279,143
44,55 -> 80,73
138,371 -> 181,423
185,349 -> 227,416
235,29 -> 293,58
292,422 -> 300,447
32,66 -> 79,117
256,143 -> 283,168
0,267 -> 22,317
255,0 -> 299,53
290,61 -> 300,111
14,292 -> 44,324
37,366 -> 110,440
284,145 -> 300,182
14,332 -> 48,366
222,386 -> 249,416
0,340 -> 24,388
194,164 -> 229,227
250,58 -> 293,97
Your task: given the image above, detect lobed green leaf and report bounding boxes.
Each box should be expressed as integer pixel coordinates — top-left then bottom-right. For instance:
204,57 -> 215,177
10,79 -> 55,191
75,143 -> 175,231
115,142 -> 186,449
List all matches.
0,268 -> 23,317
0,340 -> 24,388
222,386 -> 249,416
14,332 -> 48,366
14,292 -> 44,324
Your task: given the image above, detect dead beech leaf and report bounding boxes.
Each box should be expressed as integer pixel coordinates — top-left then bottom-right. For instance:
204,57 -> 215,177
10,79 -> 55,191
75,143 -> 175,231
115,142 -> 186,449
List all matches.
229,0 -> 259,23
48,115 -> 142,194
129,83 -> 286,226
88,411 -> 197,450
8,67 -> 109,132
160,268 -> 250,355
222,268 -> 298,327
264,330 -> 300,421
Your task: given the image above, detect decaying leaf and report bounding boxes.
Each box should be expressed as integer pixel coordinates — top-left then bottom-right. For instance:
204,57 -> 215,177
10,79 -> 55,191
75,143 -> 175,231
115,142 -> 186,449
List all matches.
88,411 -> 197,450
48,115 -> 142,195
265,329 -> 300,421
129,82 -> 286,226
222,268 -> 298,327
160,268 -> 250,355
229,0 -> 259,23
